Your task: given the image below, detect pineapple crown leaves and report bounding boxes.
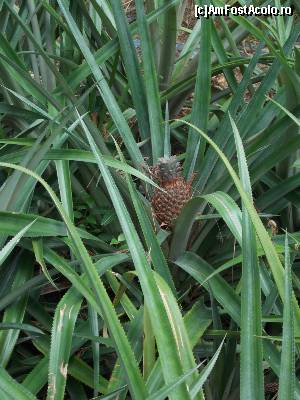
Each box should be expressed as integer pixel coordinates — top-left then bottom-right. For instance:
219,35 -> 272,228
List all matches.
149,155 -> 183,185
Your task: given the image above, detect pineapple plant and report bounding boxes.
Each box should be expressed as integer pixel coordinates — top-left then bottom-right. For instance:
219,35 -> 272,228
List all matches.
149,156 -> 193,228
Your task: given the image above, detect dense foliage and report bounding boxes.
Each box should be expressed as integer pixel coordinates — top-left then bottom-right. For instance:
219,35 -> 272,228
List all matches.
0,0 -> 299,399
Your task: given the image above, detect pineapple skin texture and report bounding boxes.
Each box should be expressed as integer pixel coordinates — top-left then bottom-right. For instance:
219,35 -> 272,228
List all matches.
151,177 -> 192,228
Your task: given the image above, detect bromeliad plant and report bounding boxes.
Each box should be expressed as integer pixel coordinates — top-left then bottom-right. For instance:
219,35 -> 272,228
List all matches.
0,0 -> 299,399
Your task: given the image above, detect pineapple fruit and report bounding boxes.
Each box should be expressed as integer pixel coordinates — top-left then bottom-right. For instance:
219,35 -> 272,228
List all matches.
149,156 -> 193,228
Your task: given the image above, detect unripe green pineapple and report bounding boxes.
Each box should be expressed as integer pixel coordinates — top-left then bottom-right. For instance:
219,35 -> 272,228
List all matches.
149,156 -> 193,228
